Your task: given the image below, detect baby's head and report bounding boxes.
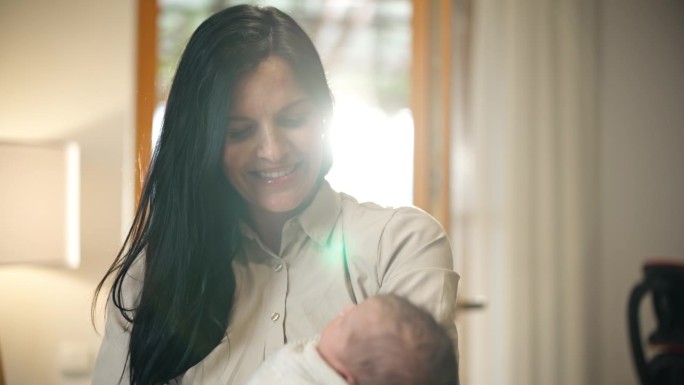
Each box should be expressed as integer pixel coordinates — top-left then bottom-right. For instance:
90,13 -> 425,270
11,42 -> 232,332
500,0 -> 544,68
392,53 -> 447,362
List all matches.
317,294 -> 457,385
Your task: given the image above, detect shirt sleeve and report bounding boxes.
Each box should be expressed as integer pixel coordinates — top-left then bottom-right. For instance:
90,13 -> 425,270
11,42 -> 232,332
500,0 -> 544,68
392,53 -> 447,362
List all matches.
375,207 -> 460,358
92,262 -> 143,385
92,295 -> 132,385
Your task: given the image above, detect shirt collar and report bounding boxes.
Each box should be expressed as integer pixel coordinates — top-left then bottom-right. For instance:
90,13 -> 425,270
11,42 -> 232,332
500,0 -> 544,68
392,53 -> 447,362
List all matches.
296,180 -> 342,246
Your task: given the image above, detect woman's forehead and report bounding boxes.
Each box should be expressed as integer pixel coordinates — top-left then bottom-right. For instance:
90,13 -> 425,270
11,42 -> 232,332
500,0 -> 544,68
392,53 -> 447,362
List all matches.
229,56 -> 308,114
232,57 -> 299,93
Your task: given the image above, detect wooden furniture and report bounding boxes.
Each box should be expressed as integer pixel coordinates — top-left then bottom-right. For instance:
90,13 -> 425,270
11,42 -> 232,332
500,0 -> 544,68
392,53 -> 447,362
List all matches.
0,344 -> 6,385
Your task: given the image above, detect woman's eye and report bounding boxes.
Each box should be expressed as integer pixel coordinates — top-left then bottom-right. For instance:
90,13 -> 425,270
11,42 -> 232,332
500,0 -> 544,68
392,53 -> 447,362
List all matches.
279,112 -> 311,128
226,126 -> 253,140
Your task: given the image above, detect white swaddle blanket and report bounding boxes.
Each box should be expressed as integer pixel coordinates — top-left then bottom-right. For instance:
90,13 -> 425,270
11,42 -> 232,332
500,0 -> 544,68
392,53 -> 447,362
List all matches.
245,336 -> 347,385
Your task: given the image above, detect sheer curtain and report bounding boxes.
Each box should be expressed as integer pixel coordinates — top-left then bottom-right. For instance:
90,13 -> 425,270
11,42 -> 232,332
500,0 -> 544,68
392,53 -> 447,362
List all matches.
454,1 -> 600,384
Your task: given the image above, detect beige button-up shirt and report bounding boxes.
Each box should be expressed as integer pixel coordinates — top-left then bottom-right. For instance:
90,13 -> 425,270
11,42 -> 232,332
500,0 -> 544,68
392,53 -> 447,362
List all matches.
93,182 -> 460,385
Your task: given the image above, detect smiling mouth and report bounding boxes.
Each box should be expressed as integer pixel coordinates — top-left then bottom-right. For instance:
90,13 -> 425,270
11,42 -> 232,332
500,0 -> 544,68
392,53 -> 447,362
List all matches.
254,164 -> 299,180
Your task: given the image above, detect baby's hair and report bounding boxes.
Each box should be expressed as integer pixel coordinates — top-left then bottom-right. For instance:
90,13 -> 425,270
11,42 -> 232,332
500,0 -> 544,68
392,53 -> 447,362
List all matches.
342,294 -> 458,385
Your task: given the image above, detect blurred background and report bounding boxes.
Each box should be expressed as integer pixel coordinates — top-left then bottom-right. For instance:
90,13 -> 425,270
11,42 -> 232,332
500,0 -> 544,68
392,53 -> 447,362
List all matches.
0,0 -> 682,384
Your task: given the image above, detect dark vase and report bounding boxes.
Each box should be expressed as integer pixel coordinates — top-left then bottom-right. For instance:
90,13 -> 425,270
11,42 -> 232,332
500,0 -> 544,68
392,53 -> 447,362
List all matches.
628,260 -> 684,385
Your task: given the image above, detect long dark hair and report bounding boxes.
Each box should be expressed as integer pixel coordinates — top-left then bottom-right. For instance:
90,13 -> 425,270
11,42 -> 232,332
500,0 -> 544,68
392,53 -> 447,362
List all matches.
93,5 -> 333,385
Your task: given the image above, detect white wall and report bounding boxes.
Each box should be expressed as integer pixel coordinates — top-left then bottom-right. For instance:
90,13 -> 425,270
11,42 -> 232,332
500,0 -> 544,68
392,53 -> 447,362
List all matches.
0,1 -> 135,384
595,1 -> 684,384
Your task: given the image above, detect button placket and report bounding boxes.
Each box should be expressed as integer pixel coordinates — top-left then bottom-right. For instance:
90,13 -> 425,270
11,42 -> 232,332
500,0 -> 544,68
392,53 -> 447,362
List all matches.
268,258 -> 286,325
263,236 -> 290,356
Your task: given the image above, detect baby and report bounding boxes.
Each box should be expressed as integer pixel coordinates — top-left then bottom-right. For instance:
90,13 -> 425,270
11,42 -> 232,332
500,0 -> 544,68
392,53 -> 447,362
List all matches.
246,294 -> 458,385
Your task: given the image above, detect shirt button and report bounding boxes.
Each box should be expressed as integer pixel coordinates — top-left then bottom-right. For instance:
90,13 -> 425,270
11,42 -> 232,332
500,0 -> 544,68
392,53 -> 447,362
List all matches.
274,263 -> 283,272
270,312 -> 280,322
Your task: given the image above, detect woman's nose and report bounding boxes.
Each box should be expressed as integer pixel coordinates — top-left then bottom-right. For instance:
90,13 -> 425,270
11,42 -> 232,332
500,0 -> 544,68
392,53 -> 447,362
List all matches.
256,125 -> 288,162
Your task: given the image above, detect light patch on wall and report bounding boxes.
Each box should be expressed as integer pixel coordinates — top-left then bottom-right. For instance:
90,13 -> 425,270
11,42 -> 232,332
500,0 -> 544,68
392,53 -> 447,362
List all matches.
0,141 -> 80,268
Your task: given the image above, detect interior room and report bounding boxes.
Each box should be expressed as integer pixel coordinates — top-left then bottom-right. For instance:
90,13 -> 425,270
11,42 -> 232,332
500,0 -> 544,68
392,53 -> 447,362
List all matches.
0,0 -> 682,384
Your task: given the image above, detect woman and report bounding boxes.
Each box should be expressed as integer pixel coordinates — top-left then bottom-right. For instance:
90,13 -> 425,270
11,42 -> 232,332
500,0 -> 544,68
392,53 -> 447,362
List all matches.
93,4 -> 459,385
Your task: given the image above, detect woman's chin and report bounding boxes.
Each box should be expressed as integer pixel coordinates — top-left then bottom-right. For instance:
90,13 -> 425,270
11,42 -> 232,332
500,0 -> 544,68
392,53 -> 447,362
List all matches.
254,184 -> 320,215
255,196 -> 306,215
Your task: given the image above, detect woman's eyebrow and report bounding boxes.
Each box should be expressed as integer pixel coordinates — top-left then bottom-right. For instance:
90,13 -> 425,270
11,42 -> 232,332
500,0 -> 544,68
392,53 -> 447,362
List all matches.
279,97 -> 313,113
227,98 -> 313,121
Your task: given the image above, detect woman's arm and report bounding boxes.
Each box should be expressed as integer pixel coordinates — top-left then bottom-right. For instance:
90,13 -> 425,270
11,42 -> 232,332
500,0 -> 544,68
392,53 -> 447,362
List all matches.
375,207 -> 460,355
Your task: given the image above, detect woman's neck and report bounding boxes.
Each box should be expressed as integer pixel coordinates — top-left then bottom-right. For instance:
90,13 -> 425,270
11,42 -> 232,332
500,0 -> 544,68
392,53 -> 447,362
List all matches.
245,180 -> 322,253
247,208 -> 293,254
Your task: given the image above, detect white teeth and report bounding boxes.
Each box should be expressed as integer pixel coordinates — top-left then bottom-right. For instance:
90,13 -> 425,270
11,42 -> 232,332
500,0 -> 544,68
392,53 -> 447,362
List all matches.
257,165 -> 296,179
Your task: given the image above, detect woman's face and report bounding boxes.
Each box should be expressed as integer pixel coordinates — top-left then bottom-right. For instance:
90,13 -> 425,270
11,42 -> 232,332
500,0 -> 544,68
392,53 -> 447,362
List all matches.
223,55 -> 325,215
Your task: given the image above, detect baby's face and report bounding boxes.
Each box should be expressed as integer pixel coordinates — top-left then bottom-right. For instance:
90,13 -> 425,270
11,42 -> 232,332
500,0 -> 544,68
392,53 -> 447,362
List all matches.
317,298 -> 386,371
